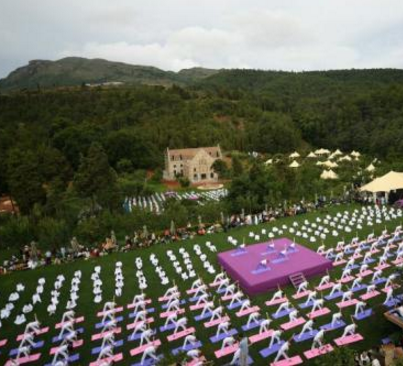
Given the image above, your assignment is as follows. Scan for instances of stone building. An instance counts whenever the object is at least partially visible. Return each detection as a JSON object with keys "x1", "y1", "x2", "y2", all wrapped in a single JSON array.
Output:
[{"x1": 163, "y1": 146, "x2": 222, "y2": 182}]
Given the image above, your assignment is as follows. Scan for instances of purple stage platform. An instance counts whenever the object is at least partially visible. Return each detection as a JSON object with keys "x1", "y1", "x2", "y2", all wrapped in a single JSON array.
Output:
[{"x1": 217, "y1": 238, "x2": 332, "y2": 296}]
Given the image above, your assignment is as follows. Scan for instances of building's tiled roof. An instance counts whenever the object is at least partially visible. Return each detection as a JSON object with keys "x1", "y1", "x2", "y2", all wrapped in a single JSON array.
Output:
[{"x1": 167, "y1": 146, "x2": 221, "y2": 160}]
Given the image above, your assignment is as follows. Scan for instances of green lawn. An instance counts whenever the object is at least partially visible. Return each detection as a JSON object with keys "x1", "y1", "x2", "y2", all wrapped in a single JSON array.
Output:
[{"x1": 0, "y1": 204, "x2": 402, "y2": 366}]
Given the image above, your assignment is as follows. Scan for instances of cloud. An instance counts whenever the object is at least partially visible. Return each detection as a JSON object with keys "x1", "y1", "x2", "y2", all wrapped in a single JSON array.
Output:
[{"x1": 1, "y1": 0, "x2": 403, "y2": 77}]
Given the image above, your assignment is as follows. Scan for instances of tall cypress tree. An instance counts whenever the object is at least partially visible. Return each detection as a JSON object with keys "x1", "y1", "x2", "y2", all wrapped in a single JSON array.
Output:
[{"x1": 74, "y1": 143, "x2": 120, "y2": 211}]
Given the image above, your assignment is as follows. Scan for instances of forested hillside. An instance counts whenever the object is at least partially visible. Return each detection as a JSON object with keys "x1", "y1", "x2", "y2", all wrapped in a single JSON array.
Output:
[{"x1": 1, "y1": 67, "x2": 403, "y2": 247}]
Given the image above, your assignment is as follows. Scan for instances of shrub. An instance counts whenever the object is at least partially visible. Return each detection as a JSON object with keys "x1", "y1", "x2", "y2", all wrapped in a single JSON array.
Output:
[
  {"x1": 178, "y1": 177, "x2": 190, "y2": 188},
  {"x1": 0, "y1": 215, "x2": 35, "y2": 250}
]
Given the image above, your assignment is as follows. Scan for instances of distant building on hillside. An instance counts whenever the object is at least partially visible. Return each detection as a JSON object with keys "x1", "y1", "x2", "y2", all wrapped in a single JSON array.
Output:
[{"x1": 163, "y1": 146, "x2": 222, "y2": 183}]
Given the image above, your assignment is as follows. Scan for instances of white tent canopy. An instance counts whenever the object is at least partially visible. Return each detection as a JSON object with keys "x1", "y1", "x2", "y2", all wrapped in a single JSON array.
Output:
[
  {"x1": 366, "y1": 163, "x2": 376, "y2": 172},
  {"x1": 307, "y1": 152, "x2": 317, "y2": 158},
  {"x1": 289, "y1": 151, "x2": 300, "y2": 158},
  {"x1": 315, "y1": 148, "x2": 331, "y2": 155},
  {"x1": 338, "y1": 155, "x2": 352, "y2": 162},
  {"x1": 360, "y1": 171, "x2": 403, "y2": 193},
  {"x1": 351, "y1": 151, "x2": 361, "y2": 157},
  {"x1": 322, "y1": 160, "x2": 338, "y2": 168},
  {"x1": 289, "y1": 160, "x2": 300, "y2": 168},
  {"x1": 320, "y1": 169, "x2": 338, "y2": 180}
]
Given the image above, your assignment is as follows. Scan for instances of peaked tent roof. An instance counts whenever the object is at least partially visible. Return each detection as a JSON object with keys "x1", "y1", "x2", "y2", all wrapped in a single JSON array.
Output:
[
  {"x1": 289, "y1": 160, "x2": 300, "y2": 168},
  {"x1": 366, "y1": 163, "x2": 376, "y2": 172},
  {"x1": 321, "y1": 169, "x2": 338, "y2": 180},
  {"x1": 359, "y1": 171, "x2": 403, "y2": 193}
]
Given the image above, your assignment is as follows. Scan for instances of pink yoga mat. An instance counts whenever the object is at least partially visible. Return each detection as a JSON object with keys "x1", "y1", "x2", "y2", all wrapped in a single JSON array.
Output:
[
  {"x1": 292, "y1": 290, "x2": 311, "y2": 300},
  {"x1": 249, "y1": 329, "x2": 274, "y2": 344},
  {"x1": 190, "y1": 302, "x2": 212, "y2": 311},
  {"x1": 17, "y1": 327, "x2": 49, "y2": 341},
  {"x1": 266, "y1": 297, "x2": 287, "y2": 306},
  {"x1": 91, "y1": 328, "x2": 121, "y2": 341},
  {"x1": 5, "y1": 353, "x2": 41, "y2": 366},
  {"x1": 204, "y1": 316, "x2": 230, "y2": 328},
  {"x1": 360, "y1": 291, "x2": 380, "y2": 301},
  {"x1": 316, "y1": 282, "x2": 334, "y2": 291},
  {"x1": 167, "y1": 327, "x2": 195, "y2": 342},
  {"x1": 97, "y1": 306, "x2": 123, "y2": 317},
  {"x1": 210, "y1": 280, "x2": 225, "y2": 287},
  {"x1": 127, "y1": 299, "x2": 152, "y2": 309},
  {"x1": 158, "y1": 294, "x2": 181, "y2": 302},
  {"x1": 160, "y1": 308, "x2": 185, "y2": 318},
  {"x1": 382, "y1": 285, "x2": 400, "y2": 293},
  {"x1": 55, "y1": 316, "x2": 84, "y2": 329},
  {"x1": 89, "y1": 353, "x2": 123, "y2": 366},
  {"x1": 340, "y1": 276, "x2": 355, "y2": 284},
  {"x1": 304, "y1": 344, "x2": 333, "y2": 359},
  {"x1": 126, "y1": 318, "x2": 154, "y2": 330},
  {"x1": 221, "y1": 294, "x2": 236, "y2": 301},
  {"x1": 0, "y1": 339, "x2": 7, "y2": 347},
  {"x1": 186, "y1": 288, "x2": 198, "y2": 295},
  {"x1": 280, "y1": 317, "x2": 305, "y2": 330},
  {"x1": 50, "y1": 340, "x2": 83, "y2": 354},
  {"x1": 130, "y1": 339, "x2": 161, "y2": 356},
  {"x1": 270, "y1": 355, "x2": 303, "y2": 366},
  {"x1": 214, "y1": 343, "x2": 238, "y2": 358},
  {"x1": 236, "y1": 306, "x2": 260, "y2": 318},
  {"x1": 308, "y1": 307, "x2": 331, "y2": 319},
  {"x1": 337, "y1": 299, "x2": 359, "y2": 309},
  {"x1": 333, "y1": 260, "x2": 346, "y2": 267},
  {"x1": 335, "y1": 333, "x2": 363, "y2": 346},
  {"x1": 375, "y1": 264, "x2": 390, "y2": 271},
  {"x1": 360, "y1": 270, "x2": 373, "y2": 278},
  {"x1": 187, "y1": 356, "x2": 206, "y2": 366}
]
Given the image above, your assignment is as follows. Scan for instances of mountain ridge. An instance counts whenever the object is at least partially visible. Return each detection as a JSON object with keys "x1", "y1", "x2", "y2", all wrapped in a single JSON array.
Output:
[
  {"x1": 0, "y1": 57, "x2": 219, "y2": 90},
  {"x1": 2, "y1": 56, "x2": 403, "y2": 92}
]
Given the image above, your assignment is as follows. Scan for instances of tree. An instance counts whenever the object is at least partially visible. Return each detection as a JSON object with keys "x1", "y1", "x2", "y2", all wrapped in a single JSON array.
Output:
[
  {"x1": 212, "y1": 159, "x2": 229, "y2": 179},
  {"x1": 6, "y1": 149, "x2": 46, "y2": 214},
  {"x1": 232, "y1": 155, "x2": 243, "y2": 177},
  {"x1": 74, "y1": 143, "x2": 120, "y2": 211},
  {"x1": 314, "y1": 346, "x2": 355, "y2": 366}
]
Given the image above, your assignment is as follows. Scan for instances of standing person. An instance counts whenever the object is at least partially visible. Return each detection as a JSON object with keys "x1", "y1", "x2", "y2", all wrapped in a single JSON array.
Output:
[
  {"x1": 239, "y1": 332, "x2": 249, "y2": 366},
  {"x1": 371, "y1": 355, "x2": 381, "y2": 366}
]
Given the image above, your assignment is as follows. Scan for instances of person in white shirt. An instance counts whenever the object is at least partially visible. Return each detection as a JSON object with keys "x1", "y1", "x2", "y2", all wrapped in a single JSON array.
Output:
[
  {"x1": 273, "y1": 336, "x2": 293, "y2": 362},
  {"x1": 371, "y1": 356, "x2": 381, "y2": 366},
  {"x1": 330, "y1": 311, "x2": 343, "y2": 328},
  {"x1": 246, "y1": 311, "x2": 260, "y2": 327},
  {"x1": 259, "y1": 315, "x2": 272, "y2": 334},
  {"x1": 296, "y1": 281, "x2": 308, "y2": 295},
  {"x1": 183, "y1": 334, "x2": 198, "y2": 348},
  {"x1": 221, "y1": 336, "x2": 236, "y2": 350},
  {"x1": 141, "y1": 344, "x2": 159, "y2": 365},
  {"x1": 269, "y1": 330, "x2": 283, "y2": 348},
  {"x1": 173, "y1": 317, "x2": 188, "y2": 334},
  {"x1": 269, "y1": 287, "x2": 284, "y2": 303},
  {"x1": 298, "y1": 319, "x2": 315, "y2": 337},
  {"x1": 216, "y1": 321, "x2": 230, "y2": 337},
  {"x1": 311, "y1": 329, "x2": 325, "y2": 350}
]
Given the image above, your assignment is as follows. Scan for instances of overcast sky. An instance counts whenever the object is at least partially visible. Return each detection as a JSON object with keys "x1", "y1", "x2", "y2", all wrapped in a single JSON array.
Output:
[{"x1": 1, "y1": 0, "x2": 403, "y2": 78}]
